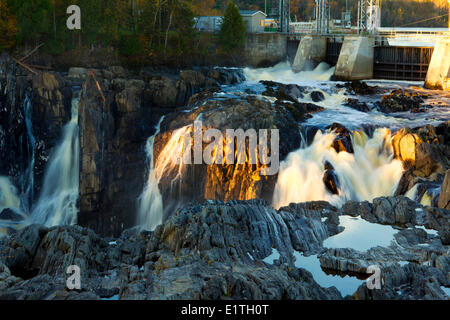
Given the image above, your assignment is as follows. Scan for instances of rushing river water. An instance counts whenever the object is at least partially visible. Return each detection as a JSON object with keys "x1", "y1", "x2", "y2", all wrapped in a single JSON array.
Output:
[
  {"x1": 1, "y1": 62, "x2": 449, "y2": 241},
  {"x1": 0, "y1": 88, "x2": 80, "y2": 234},
  {"x1": 136, "y1": 61, "x2": 449, "y2": 230}
]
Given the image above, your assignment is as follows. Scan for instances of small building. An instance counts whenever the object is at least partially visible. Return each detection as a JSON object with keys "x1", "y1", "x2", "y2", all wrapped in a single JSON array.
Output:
[
  {"x1": 239, "y1": 10, "x2": 267, "y2": 33},
  {"x1": 194, "y1": 16, "x2": 223, "y2": 33}
]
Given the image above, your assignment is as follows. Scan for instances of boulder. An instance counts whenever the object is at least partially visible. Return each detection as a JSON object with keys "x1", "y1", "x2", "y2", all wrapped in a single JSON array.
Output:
[
  {"x1": 345, "y1": 98, "x2": 371, "y2": 112},
  {"x1": 392, "y1": 128, "x2": 423, "y2": 167},
  {"x1": 261, "y1": 81, "x2": 305, "y2": 103},
  {"x1": 414, "y1": 142, "x2": 446, "y2": 177},
  {"x1": 339, "y1": 80, "x2": 378, "y2": 95},
  {"x1": 376, "y1": 89, "x2": 429, "y2": 113},
  {"x1": 328, "y1": 123, "x2": 354, "y2": 154},
  {"x1": 0, "y1": 209, "x2": 23, "y2": 222},
  {"x1": 310, "y1": 91, "x2": 325, "y2": 102},
  {"x1": 438, "y1": 170, "x2": 450, "y2": 210},
  {"x1": 323, "y1": 161, "x2": 340, "y2": 195}
]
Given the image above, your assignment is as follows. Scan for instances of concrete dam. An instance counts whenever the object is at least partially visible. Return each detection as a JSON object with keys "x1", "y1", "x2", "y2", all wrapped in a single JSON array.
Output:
[{"x1": 243, "y1": 31, "x2": 450, "y2": 90}]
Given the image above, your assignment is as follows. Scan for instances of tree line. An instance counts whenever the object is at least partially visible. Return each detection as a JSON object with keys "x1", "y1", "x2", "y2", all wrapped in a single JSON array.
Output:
[{"x1": 0, "y1": 0, "x2": 447, "y2": 62}]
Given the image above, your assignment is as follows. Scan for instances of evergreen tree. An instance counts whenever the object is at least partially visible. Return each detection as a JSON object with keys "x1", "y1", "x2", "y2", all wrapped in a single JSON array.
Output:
[
  {"x1": 218, "y1": 1, "x2": 246, "y2": 52},
  {"x1": 8, "y1": 0, "x2": 52, "y2": 45},
  {"x1": 0, "y1": 0, "x2": 18, "y2": 50}
]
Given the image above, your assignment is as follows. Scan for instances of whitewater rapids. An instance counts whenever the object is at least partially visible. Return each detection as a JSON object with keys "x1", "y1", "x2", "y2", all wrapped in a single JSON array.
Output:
[{"x1": 273, "y1": 128, "x2": 404, "y2": 209}]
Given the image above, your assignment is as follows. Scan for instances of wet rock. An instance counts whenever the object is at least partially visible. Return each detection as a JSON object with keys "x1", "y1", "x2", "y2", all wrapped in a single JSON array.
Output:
[
  {"x1": 206, "y1": 68, "x2": 245, "y2": 85},
  {"x1": 393, "y1": 123, "x2": 450, "y2": 206},
  {"x1": 261, "y1": 81, "x2": 306, "y2": 103},
  {"x1": 339, "y1": 80, "x2": 378, "y2": 95},
  {"x1": 395, "y1": 168, "x2": 416, "y2": 197},
  {"x1": 414, "y1": 142, "x2": 446, "y2": 177},
  {"x1": 342, "y1": 201, "x2": 373, "y2": 219},
  {"x1": 438, "y1": 170, "x2": 450, "y2": 210},
  {"x1": 0, "y1": 201, "x2": 345, "y2": 300},
  {"x1": 376, "y1": 89, "x2": 428, "y2": 113},
  {"x1": 278, "y1": 101, "x2": 324, "y2": 122},
  {"x1": 1, "y1": 196, "x2": 448, "y2": 300},
  {"x1": 0, "y1": 209, "x2": 23, "y2": 222},
  {"x1": 328, "y1": 123, "x2": 354, "y2": 154},
  {"x1": 310, "y1": 91, "x2": 325, "y2": 102},
  {"x1": 372, "y1": 196, "x2": 422, "y2": 226},
  {"x1": 0, "y1": 224, "x2": 47, "y2": 279},
  {"x1": 323, "y1": 161, "x2": 340, "y2": 195},
  {"x1": 345, "y1": 98, "x2": 371, "y2": 112},
  {"x1": 392, "y1": 129, "x2": 422, "y2": 167}
]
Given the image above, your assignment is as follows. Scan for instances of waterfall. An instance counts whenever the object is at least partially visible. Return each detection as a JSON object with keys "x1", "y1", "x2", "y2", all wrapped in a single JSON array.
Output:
[
  {"x1": 137, "y1": 117, "x2": 164, "y2": 231},
  {"x1": 244, "y1": 62, "x2": 336, "y2": 84},
  {"x1": 31, "y1": 89, "x2": 80, "y2": 227},
  {"x1": 273, "y1": 128, "x2": 404, "y2": 209},
  {"x1": 137, "y1": 118, "x2": 193, "y2": 231},
  {"x1": 21, "y1": 92, "x2": 36, "y2": 212}
]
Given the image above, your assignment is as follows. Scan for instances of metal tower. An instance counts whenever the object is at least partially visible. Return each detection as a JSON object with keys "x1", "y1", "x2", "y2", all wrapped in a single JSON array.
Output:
[
  {"x1": 279, "y1": 0, "x2": 290, "y2": 33},
  {"x1": 267, "y1": 0, "x2": 289, "y2": 33},
  {"x1": 315, "y1": 0, "x2": 330, "y2": 34},
  {"x1": 358, "y1": 0, "x2": 381, "y2": 34}
]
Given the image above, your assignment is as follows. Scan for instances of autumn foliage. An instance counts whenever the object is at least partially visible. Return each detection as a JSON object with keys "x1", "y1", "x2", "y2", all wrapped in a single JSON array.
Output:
[{"x1": 0, "y1": 0, "x2": 18, "y2": 50}]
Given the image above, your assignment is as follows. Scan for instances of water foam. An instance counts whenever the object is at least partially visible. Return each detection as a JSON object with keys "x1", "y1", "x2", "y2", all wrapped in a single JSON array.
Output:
[{"x1": 273, "y1": 128, "x2": 404, "y2": 209}]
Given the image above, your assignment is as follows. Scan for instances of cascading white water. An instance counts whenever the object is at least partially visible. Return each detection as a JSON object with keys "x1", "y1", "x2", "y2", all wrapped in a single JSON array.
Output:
[
  {"x1": 137, "y1": 117, "x2": 193, "y2": 231},
  {"x1": 137, "y1": 118, "x2": 164, "y2": 231},
  {"x1": 273, "y1": 128, "x2": 404, "y2": 209},
  {"x1": 22, "y1": 92, "x2": 36, "y2": 212},
  {"x1": 244, "y1": 62, "x2": 336, "y2": 84},
  {"x1": 31, "y1": 89, "x2": 80, "y2": 227}
]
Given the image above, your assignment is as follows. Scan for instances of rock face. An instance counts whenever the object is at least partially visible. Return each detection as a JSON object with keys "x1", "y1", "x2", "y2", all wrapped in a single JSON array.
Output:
[
  {"x1": 0, "y1": 200, "x2": 342, "y2": 300},
  {"x1": 0, "y1": 53, "x2": 73, "y2": 206},
  {"x1": 1, "y1": 54, "x2": 249, "y2": 237},
  {"x1": 0, "y1": 196, "x2": 448, "y2": 300},
  {"x1": 152, "y1": 92, "x2": 303, "y2": 219},
  {"x1": 77, "y1": 67, "x2": 247, "y2": 236},
  {"x1": 393, "y1": 122, "x2": 450, "y2": 209}
]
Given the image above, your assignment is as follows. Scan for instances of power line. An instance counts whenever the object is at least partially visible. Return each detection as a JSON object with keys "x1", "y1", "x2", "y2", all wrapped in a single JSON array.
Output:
[{"x1": 398, "y1": 13, "x2": 449, "y2": 27}]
